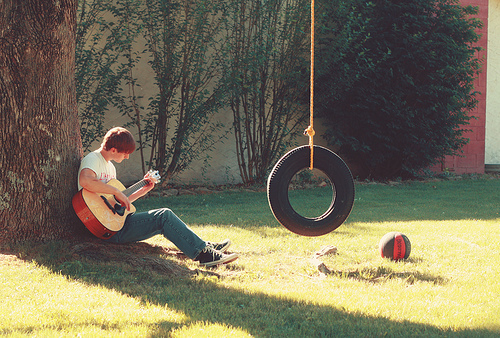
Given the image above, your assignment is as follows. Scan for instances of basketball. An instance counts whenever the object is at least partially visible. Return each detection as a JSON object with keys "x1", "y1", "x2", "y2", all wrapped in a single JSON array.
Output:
[{"x1": 379, "y1": 232, "x2": 411, "y2": 261}]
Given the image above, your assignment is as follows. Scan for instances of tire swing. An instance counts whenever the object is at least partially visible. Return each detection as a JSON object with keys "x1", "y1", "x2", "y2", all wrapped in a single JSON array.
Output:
[
  {"x1": 266, "y1": 0, "x2": 354, "y2": 237},
  {"x1": 267, "y1": 146, "x2": 354, "y2": 236}
]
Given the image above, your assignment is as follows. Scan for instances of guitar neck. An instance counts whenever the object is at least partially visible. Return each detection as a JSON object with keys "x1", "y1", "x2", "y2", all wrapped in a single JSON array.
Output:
[{"x1": 122, "y1": 179, "x2": 149, "y2": 197}]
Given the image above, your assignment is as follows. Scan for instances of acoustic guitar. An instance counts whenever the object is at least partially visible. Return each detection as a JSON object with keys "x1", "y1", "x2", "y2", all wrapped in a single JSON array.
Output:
[{"x1": 72, "y1": 170, "x2": 161, "y2": 239}]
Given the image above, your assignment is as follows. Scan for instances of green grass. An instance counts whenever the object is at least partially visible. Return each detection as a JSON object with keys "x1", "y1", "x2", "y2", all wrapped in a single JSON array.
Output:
[{"x1": 1, "y1": 177, "x2": 500, "y2": 337}]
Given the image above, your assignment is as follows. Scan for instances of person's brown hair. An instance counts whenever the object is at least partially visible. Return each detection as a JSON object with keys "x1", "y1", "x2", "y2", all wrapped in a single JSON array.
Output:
[{"x1": 102, "y1": 127, "x2": 136, "y2": 154}]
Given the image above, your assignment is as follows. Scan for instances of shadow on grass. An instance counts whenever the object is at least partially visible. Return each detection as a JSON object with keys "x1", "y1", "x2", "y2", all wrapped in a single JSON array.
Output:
[
  {"x1": 316, "y1": 263, "x2": 448, "y2": 285},
  {"x1": 4, "y1": 179, "x2": 499, "y2": 335},
  {"x1": 6, "y1": 240, "x2": 499, "y2": 337}
]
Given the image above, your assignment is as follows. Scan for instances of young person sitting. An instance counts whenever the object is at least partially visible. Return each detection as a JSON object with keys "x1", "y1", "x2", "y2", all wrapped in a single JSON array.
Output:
[{"x1": 76, "y1": 127, "x2": 238, "y2": 267}]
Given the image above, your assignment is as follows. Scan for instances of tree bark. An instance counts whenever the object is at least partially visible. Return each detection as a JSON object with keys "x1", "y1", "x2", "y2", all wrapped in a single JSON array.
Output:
[{"x1": 0, "y1": 0, "x2": 83, "y2": 242}]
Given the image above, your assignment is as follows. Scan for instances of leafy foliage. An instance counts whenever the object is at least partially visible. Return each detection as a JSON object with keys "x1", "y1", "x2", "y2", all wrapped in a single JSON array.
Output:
[
  {"x1": 316, "y1": 0, "x2": 483, "y2": 179},
  {"x1": 221, "y1": 0, "x2": 310, "y2": 184},
  {"x1": 138, "y1": 0, "x2": 228, "y2": 181},
  {"x1": 76, "y1": 0, "x2": 310, "y2": 184},
  {"x1": 76, "y1": 0, "x2": 142, "y2": 151}
]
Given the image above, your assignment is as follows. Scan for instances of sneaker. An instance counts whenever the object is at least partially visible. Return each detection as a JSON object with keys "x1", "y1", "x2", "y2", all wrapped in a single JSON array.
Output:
[
  {"x1": 207, "y1": 239, "x2": 232, "y2": 252},
  {"x1": 195, "y1": 246, "x2": 239, "y2": 267}
]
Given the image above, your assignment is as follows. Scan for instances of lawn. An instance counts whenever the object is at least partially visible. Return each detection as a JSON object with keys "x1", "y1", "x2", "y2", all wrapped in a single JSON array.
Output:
[{"x1": 1, "y1": 177, "x2": 499, "y2": 337}]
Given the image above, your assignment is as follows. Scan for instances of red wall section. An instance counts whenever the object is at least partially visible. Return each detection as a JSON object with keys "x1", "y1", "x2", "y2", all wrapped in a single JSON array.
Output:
[{"x1": 431, "y1": 0, "x2": 488, "y2": 174}]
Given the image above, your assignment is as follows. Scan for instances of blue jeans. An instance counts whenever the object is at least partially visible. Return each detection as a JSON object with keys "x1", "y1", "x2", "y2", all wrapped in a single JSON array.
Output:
[{"x1": 105, "y1": 208, "x2": 207, "y2": 259}]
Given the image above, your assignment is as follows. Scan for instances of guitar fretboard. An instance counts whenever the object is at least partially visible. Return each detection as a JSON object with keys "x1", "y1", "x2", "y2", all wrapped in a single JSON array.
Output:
[{"x1": 122, "y1": 180, "x2": 149, "y2": 197}]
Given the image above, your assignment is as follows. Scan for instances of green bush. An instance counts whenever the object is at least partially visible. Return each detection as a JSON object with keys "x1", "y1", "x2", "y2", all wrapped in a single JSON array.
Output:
[
  {"x1": 316, "y1": 0, "x2": 482, "y2": 179},
  {"x1": 221, "y1": 0, "x2": 310, "y2": 184}
]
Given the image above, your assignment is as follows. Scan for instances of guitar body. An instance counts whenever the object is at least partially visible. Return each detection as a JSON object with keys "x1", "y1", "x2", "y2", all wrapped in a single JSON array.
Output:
[{"x1": 72, "y1": 179, "x2": 136, "y2": 239}]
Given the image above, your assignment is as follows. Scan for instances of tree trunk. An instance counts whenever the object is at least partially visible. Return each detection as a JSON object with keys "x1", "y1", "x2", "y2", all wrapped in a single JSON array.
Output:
[{"x1": 0, "y1": 0, "x2": 83, "y2": 243}]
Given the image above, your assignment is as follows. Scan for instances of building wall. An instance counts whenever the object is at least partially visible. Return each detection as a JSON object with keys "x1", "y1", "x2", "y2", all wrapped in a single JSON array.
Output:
[
  {"x1": 486, "y1": 0, "x2": 500, "y2": 168},
  {"x1": 85, "y1": 41, "x2": 244, "y2": 186},
  {"x1": 432, "y1": 0, "x2": 488, "y2": 175},
  {"x1": 86, "y1": 0, "x2": 491, "y2": 185}
]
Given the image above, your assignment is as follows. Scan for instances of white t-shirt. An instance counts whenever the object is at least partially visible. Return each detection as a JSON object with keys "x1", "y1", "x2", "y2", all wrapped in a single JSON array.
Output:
[{"x1": 77, "y1": 150, "x2": 117, "y2": 190}]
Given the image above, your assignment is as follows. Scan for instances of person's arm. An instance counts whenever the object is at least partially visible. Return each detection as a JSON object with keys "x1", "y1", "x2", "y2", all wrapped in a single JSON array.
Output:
[
  {"x1": 79, "y1": 168, "x2": 132, "y2": 211},
  {"x1": 128, "y1": 176, "x2": 156, "y2": 203}
]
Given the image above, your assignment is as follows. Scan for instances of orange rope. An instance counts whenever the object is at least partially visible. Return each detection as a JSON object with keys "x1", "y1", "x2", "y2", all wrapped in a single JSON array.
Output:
[{"x1": 304, "y1": 0, "x2": 315, "y2": 170}]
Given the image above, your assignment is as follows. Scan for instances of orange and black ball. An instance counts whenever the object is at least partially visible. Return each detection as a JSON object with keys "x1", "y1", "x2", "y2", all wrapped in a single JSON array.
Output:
[{"x1": 379, "y1": 232, "x2": 411, "y2": 261}]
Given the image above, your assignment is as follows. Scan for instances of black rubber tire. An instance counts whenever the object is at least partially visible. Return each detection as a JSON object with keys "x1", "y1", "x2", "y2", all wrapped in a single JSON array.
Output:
[{"x1": 267, "y1": 145, "x2": 355, "y2": 236}]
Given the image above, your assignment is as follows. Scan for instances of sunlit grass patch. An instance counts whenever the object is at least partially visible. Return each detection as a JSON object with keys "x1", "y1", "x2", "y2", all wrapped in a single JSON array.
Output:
[{"x1": 2, "y1": 177, "x2": 500, "y2": 336}]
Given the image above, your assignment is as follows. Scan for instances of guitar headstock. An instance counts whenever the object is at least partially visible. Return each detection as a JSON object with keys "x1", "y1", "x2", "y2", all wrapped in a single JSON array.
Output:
[{"x1": 145, "y1": 170, "x2": 161, "y2": 184}]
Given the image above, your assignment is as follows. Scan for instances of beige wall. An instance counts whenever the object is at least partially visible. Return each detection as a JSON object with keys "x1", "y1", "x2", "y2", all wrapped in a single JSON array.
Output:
[
  {"x1": 87, "y1": 107, "x2": 243, "y2": 186},
  {"x1": 79, "y1": 8, "x2": 328, "y2": 186},
  {"x1": 487, "y1": 0, "x2": 500, "y2": 165},
  {"x1": 82, "y1": 32, "x2": 317, "y2": 186},
  {"x1": 82, "y1": 36, "x2": 245, "y2": 186}
]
